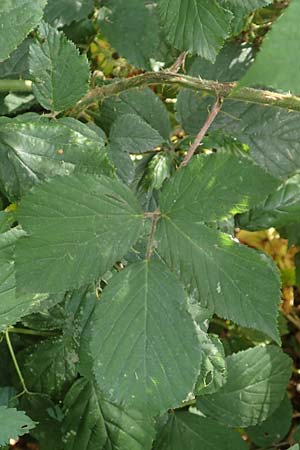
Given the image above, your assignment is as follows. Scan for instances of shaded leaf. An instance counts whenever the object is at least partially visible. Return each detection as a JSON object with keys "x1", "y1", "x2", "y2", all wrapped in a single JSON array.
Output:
[
  {"x1": 91, "y1": 261, "x2": 201, "y2": 415},
  {"x1": 110, "y1": 114, "x2": 164, "y2": 154},
  {"x1": 98, "y1": 87, "x2": 171, "y2": 141},
  {"x1": 29, "y1": 22, "x2": 90, "y2": 111},
  {"x1": 100, "y1": 0, "x2": 168, "y2": 69},
  {"x1": 16, "y1": 174, "x2": 143, "y2": 294},
  {"x1": 153, "y1": 411, "x2": 247, "y2": 450},
  {"x1": 0, "y1": 0, "x2": 46, "y2": 62},
  {"x1": 0, "y1": 39, "x2": 32, "y2": 80},
  {"x1": 16, "y1": 336, "x2": 78, "y2": 400},
  {"x1": 246, "y1": 395, "x2": 293, "y2": 448},
  {"x1": 197, "y1": 346, "x2": 292, "y2": 427},
  {"x1": 0, "y1": 228, "x2": 47, "y2": 332},
  {"x1": 158, "y1": 0, "x2": 232, "y2": 61},
  {"x1": 63, "y1": 377, "x2": 155, "y2": 450}
]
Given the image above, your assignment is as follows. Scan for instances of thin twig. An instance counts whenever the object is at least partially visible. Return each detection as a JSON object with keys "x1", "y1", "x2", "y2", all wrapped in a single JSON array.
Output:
[
  {"x1": 180, "y1": 97, "x2": 223, "y2": 167},
  {"x1": 146, "y1": 210, "x2": 160, "y2": 260},
  {"x1": 167, "y1": 51, "x2": 188, "y2": 73},
  {"x1": 8, "y1": 326, "x2": 59, "y2": 337},
  {"x1": 286, "y1": 312, "x2": 300, "y2": 330},
  {"x1": 5, "y1": 329, "x2": 31, "y2": 396}
]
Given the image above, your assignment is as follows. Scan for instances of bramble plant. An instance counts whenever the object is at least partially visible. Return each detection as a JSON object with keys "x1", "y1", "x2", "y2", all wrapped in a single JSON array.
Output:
[{"x1": 0, "y1": 0, "x2": 300, "y2": 449}]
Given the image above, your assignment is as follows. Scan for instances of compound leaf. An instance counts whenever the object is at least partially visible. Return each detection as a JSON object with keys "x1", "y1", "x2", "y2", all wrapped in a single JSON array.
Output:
[
  {"x1": 15, "y1": 174, "x2": 143, "y2": 294},
  {"x1": 157, "y1": 153, "x2": 281, "y2": 342},
  {"x1": 29, "y1": 22, "x2": 90, "y2": 111},
  {"x1": 0, "y1": 0, "x2": 46, "y2": 62},
  {"x1": 158, "y1": 0, "x2": 232, "y2": 61},
  {"x1": 63, "y1": 377, "x2": 155, "y2": 450},
  {"x1": 153, "y1": 411, "x2": 247, "y2": 450},
  {"x1": 91, "y1": 260, "x2": 201, "y2": 416},
  {"x1": 197, "y1": 346, "x2": 292, "y2": 427}
]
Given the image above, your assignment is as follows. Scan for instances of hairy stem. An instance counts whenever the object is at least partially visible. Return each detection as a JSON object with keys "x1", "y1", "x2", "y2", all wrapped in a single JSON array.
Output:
[
  {"x1": 0, "y1": 79, "x2": 32, "y2": 92},
  {"x1": 68, "y1": 71, "x2": 300, "y2": 116},
  {"x1": 145, "y1": 210, "x2": 161, "y2": 260},
  {"x1": 5, "y1": 329, "x2": 30, "y2": 395},
  {"x1": 181, "y1": 96, "x2": 223, "y2": 167}
]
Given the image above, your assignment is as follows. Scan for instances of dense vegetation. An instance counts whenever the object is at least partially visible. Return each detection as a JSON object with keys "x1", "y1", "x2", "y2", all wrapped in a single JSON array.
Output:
[{"x1": 0, "y1": 0, "x2": 299, "y2": 449}]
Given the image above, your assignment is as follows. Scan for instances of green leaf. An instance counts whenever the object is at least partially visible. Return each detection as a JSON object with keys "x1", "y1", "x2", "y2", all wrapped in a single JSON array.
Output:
[
  {"x1": 197, "y1": 346, "x2": 292, "y2": 427},
  {"x1": 0, "y1": 228, "x2": 47, "y2": 332},
  {"x1": 158, "y1": 153, "x2": 278, "y2": 222},
  {"x1": 237, "y1": 174, "x2": 300, "y2": 231},
  {"x1": 44, "y1": 0, "x2": 94, "y2": 27},
  {"x1": 153, "y1": 411, "x2": 247, "y2": 450},
  {"x1": 63, "y1": 377, "x2": 155, "y2": 450},
  {"x1": 157, "y1": 153, "x2": 281, "y2": 342},
  {"x1": 239, "y1": 0, "x2": 300, "y2": 94},
  {"x1": 100, "y1": 0, "x2": 167, "y2": 69},
  {"x1": 290, "y1": 446, "x2": 300, "y2": 450},
  {"x1": 91, "y1": 260, "x2": 201, "y2": 416},
  {"x1": 16, "y1": 174, "x2": 143, "y2": 294},
  {"x1": 0, "y1": 39, "x2": 31, "y2": 80},
  {"x1": 98, "y1": 87, "x2": 171, "y2": 141},
  {"x1": 196, "y1": 333, "x2": 227, "y2": 395},
  {"x1": 109, "y1": 114, "x2": 164, "y2": 154},
  {"x1": 158, "y1": 0, "x2": 232, "y2": 61},
  {"x1": 225, "y1": 0, "x2": 272, "y2": 14},
  {"x1": 29, "y1": 22, "x2": 90, "y2": 111},
  {"x1": 106, "y1": 143, "x2": 135, "y2": 184},
  {"x1": 0, "y1": 115, "x2": 113, "y2": 201},
  {"x1": 0, "y1": 0, "x2": 46, "y2": 62},
  {"x1": 246, "y1": 395, "x2": 293, "y2": 448},
  {"x1": 0, "y1": 406, "x2": 36, "y2": 446},
  {"x1": 16, "y1": 336, "x2": 78, "y2": 400}
]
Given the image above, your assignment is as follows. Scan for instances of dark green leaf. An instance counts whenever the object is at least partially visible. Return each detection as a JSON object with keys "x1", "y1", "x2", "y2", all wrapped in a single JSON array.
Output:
[
  {"x1": 44, "y1": 0, "x2": 94, "y2": 27},
  {"x1": 106, "y1": 143, "x2": 135, "y2": 184},
  {"x1": 153, "y1": 411, "x2": 247, "y2": 450},
  {"x1": 158, "y1": 0, "x2": 232, "y2": 61},
  {"x1": 0, "y1": 115, "x2": 113, "y2": 201},
  {"x1": 239, "y1": 0, "x2": 300, "y2": 94},
  {"x1": 91, "y1": 261, "x2": 201, "y2": 415},
  {"x1": 99, "y1": 87, "x2": 171, "y2": 141},
  {"x1": 109, "y1": 114, "x2": 164, "y2": 154},
  {"x1": 17, "y1": 336, "x2": 78, "y2": 399},
  {"x1": 197, "y1": 346, "x2": 292, "y2": 427},
  {"x1": 0, "y1": 0, "x2": 46, "y2": 62},
  {"x1": 0, "y1": 228, "x2": 47, "y2": 332},
  {"x1": 0, "y1": 39, "x2": 31, "y2": 80},
  {"x1": 100, "y1": 0, "x2": 168, "y2": 69},
  {"x1": 237, "y1": 174, "x2": 300, "y2": 231},
  {"x1": 16, "y1": 174, "x2": 143, "y2": 294},
  {"x1": 20, "y1": 395, "x2": 63, "y2": 450},
  {"x1": 0, "y1": 406, "x2": 36, "y2": 446},
  {"x1": 63, "y1": 378, "x2": 155, "y2": 450},
  {"x1": 29, "y1": 22, "x2": 90, "y2": 111},
  {"x1": 157, "y1": 154, "x2": 281, "y2": 342},
  {"x1": 246, "y1": 395, "x2": 293, "y2": 448}
]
